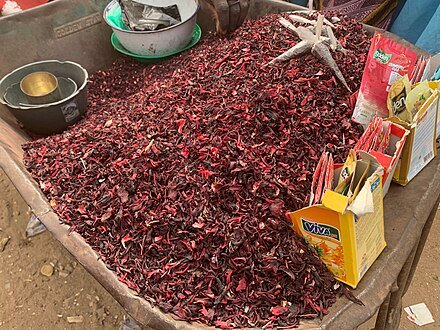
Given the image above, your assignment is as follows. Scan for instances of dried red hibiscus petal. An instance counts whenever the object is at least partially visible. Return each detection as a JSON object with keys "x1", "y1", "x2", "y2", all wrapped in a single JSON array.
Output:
[
  {"x1": 271, "y1": 306, "x2": 290, "y2": 316},
  {"x1": 23, "y1": 12, "x2": 368, "y2": 329}
]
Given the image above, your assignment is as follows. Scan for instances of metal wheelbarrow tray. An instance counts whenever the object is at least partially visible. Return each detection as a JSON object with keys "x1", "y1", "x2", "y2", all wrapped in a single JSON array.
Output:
[{"x1": 0, "y1": 1, "x2": 439, "y2": 329}]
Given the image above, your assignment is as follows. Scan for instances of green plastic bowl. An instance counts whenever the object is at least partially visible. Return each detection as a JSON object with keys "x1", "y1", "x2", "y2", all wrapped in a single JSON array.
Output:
[{"x1": 110, "y1": 24, "x2": 202, "y2": 64}]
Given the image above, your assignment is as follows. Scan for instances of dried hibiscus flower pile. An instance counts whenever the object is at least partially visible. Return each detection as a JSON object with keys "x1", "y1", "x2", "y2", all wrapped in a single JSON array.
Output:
[{"x1": 23, "y1": 13, "x2": 370, "y2": 329}]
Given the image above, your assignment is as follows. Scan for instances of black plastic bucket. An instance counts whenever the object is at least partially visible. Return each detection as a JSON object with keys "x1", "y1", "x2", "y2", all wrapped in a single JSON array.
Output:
[{"x1": 0, "y1": 60, "x2": 88, "y2": 135}]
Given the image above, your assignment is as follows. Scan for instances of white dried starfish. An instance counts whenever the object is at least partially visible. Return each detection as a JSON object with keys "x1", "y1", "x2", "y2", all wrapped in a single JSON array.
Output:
[{"x1": 266, "y1": 13, "x2": 351, "y2": 92}]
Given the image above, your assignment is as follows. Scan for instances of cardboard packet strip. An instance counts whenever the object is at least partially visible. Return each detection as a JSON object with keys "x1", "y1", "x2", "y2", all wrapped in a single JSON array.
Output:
[
  {"x1": 370, "y1": 118, "x2": 385, "y2": 152},
  {"x1": 310, "y1": 151, "x2": 326, "y2": 206},
  {"x1": 377, "y1": 123, "x2": 392, "y2": 153},
  {"x1": 355, "y1": 117, "x2": 380, "y2": 151},
  {"x1": 314, "y1": 152, "x2": 329, "y2": 204},
  {"x1": 360, "y1": 117, "x2": 382, "y2": 152},
  {"x1": 324, "y1": 154, "x2": 334, "y2": 193}
]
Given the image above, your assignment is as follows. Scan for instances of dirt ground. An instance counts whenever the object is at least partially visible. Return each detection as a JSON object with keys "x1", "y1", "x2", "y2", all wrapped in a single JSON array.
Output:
[
  {"x1": 0, "y1": 168, "x2": 439, "y2": 330},
  {"x1": 0, "y1": 169, "x2": 129, "y2": 329}
]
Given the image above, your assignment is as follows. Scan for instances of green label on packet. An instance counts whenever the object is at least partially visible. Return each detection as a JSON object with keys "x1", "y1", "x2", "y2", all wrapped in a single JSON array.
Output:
[{"x1": 373, "y1": 49, "x2": 392, "y2": 64}]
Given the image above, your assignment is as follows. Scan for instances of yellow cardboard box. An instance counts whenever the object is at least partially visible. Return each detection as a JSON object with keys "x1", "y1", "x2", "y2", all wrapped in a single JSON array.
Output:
[
  {"x1": 287, "y1": 155, "x2": 385, "y2": 288},
  {"x1": 389, "y1": 82, "x2": 439, "y2": 185}
]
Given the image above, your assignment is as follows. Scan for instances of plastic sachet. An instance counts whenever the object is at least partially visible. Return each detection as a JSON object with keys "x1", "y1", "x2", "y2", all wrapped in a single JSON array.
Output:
[{"x1": 119, "y1": 0, "x2": 181, "y2": 31}]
